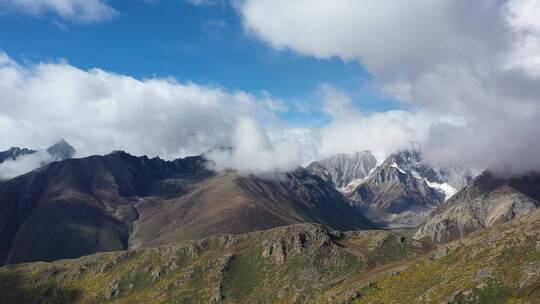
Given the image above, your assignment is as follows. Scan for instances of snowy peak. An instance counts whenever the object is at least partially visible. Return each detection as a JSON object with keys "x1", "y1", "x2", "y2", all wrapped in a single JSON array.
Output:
[
  {"x1": 306, "y1": 151, "x2": 377, "y2": 190},
  {"x1": 344, "y1": 149, "x2": 475, "y2": 228},
  {"x1": 379, "y1": 149, "x2": 473, "y2": 198}
]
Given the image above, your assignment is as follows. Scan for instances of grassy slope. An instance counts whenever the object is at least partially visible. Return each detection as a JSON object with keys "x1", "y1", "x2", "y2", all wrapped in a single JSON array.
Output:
[
  {"x1": 351, "y1": 210, "x2": 540, "y2": 304},
  {"x1": 0, "y1": 224, "x2": 427, "y2": 304},
  {"x1": 0, "y1": 211, "x2": 539, "y2": 304}
]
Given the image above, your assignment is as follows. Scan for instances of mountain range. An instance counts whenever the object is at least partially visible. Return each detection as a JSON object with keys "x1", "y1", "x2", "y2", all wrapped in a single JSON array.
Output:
[
  {"x1": 0, "y1": 148, "x2": 371, "y2": 265},
  {"x1": 308, "y1": 150, "x2": 474, "y2": 227},
  {"x1": 0, "y1": 142, "x2": 539, "y2": 303}
]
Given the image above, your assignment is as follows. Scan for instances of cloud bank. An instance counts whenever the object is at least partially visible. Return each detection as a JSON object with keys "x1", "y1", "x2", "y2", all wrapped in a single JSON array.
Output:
[
  {"x1": 239, "y1": 0, "x2": 540, "y2": 175},
  {"x1": 0, "y1": 0, "x2": 117, "y2": 23},
  {"x1": 0, "y1": 53, "x2": 431, "y2": 176},
  {"x1": 0, "y1": 52, "x2": 279, "y2": 160},
  {"x1": 0, "y1": 150, "x2": 53, "y2": 180}
]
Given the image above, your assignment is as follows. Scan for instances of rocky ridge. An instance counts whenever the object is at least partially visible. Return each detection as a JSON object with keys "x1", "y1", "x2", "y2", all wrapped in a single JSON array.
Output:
[{"x1": 1, "y1": 209, "x2": 539, "y2": 303}]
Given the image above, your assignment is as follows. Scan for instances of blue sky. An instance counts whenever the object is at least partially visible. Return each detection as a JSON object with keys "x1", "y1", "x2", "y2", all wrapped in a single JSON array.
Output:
[{"x1": 0, "y1": 0, "x2": 401, "y2": 128}]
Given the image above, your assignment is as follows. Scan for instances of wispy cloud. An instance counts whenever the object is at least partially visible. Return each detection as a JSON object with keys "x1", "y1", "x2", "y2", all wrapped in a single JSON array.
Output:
[{"x1": 0, "y1": 0, "x2": 117, "y2": 23}]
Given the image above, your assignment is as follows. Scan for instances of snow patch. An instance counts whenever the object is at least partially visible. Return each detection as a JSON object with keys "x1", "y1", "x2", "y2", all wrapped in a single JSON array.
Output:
[
  {"x1": 389, "y1": 162, "x2": 406, "y2": 174},
  {"x1": 340, "y1": 166, "x2": 378, "y2": 193},
  {"x1": 425, "y1": 180, "x2": 457, "y2": 201}
]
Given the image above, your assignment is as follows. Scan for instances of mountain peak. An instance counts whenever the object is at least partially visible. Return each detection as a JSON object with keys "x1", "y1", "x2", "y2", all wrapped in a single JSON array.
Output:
[
  {"x1": 306, "y1": 151, "x2": 377, "y2": 189},
  {"x1": 46, "y1": 139, "x2": 76, "y2": 161}
]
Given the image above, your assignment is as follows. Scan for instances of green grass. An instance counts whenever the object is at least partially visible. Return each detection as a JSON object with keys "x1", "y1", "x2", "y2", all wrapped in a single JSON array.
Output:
[
  {"x1": 1, "y1": 218, "x2": 539, "y2": 304},
  {"x1": 221, "y1": 246, "x2": 265, "y2": 302}
]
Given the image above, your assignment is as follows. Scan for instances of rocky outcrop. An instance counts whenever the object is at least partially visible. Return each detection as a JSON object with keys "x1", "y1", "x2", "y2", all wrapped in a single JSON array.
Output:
[{"x1": 260, "y1": 225, "x2": 332, "y2": 264}]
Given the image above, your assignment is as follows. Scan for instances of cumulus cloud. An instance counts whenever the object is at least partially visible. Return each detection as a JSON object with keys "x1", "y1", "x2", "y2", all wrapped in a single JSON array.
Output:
[
  {"x1": 206, "y1": 117, "x2": 305, "y2": 174},
  {"x1": 240, "y1": 0, "x2": 509, "y2": 78},
  {"x1": 315, "y1": 84, "x2": 437, "y2": 159},
  {"x1": 239, "y1": 0, "x2": 540, "y2": 174},
  {"x1": 0, "y1": 53, "x2": 436, "y2": 177},
  {"x1": 0, "y1": 52, "x2": 282, "y2": 160},
  {"x1": 0, "y1": 0, "x2": 117, "y2": 23}
]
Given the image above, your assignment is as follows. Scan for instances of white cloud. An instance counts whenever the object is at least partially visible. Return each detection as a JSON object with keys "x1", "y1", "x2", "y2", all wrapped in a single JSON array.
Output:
[
  {"x1": 0, "y1": 53, "x2": 439, "y2": 177},
  {"x1": 0, "y1": 151, "x2": 52, "y2": 180},
  {"x1": 206, "y1": 117, "x2": 305, "y2": 174},
  {"x1": 239, "y1": 0, "x2": 540, "y2": 174},
  {"x1": 240, "y1": 0, "x2": 509, "y2": 78},
  {"x1": 185, "y1": 0, "x2": 225, "y2": 7},
  {"x1": 316, "y1": 85, "x2": 439, "y2": 160},
  {"x1": 0, "y1": 53, "x2": 282, "y2": 161},
  {"x1": 4, "y1": 0, "x2": 540, "y2": 176},
  {"x1": 0, "y1": 0, "x2": 117, "y2": 23}
]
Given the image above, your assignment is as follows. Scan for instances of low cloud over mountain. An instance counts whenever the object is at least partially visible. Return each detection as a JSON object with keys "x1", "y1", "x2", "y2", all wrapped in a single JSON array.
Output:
[{"x1": 239, "y1": 0, "x2": 540, "y2": 175}]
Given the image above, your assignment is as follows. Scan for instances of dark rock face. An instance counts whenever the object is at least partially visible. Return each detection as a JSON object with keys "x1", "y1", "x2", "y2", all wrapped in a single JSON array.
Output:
[
  {"x1": 0, "y1": 151, "x2": 371, "y2": 265},
  {"x1": 414, "y1": 171, "x2": 540, "y2": 243},
  {"x1": 46, "y1": 139, "x2": 76, "y2": 161},
  {"x1": 306, "y1": 151, "x2": 377, "y2": 189},
  {"x1": 0, "y1": 147, "x2": 37, "y2": 164}
]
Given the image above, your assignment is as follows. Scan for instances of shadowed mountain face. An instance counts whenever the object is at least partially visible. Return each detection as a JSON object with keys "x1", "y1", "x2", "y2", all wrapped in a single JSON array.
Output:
[
  {"x1": 0, "y1": 151, "x2": 371, "y2": 265},
  {"x1": 0, "y1": 151, "x2": 212, "y2": 265},
  {"x1": 415, "y1": 170, "x2": 540, "y2": 243}
]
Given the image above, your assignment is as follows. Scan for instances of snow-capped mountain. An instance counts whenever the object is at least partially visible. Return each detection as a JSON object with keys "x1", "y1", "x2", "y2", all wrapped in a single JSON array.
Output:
[
  {"x1": 306, "y1": 151, "x2": 377, "y2": 190},
  {"x1": 381, "y1": 150, "x2": 474, "y2": 200},
  {"x1": 309, "y1": 149, "x2": 475, "y2": 228},
  {"x1": 348, "y1": 150, "x2": 475, "y2": 227}
]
